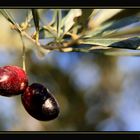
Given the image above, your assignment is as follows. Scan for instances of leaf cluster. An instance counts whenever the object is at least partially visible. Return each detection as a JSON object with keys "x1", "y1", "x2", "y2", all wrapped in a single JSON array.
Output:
[{"x1": 0, "y1": 9, "x2": 140, "y2": 56}]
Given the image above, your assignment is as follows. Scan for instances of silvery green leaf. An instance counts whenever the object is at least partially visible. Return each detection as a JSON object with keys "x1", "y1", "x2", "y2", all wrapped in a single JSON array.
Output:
[
  {"x1": 102, "y1": 21, "x2": 140, "y2": 37},
  {"x1": 80, "y1": 38, "x2": 127, "y2": 46},
  {"x1": 80, "y1": 36, "x2": 140, "y2": 50},
  {"x1": 83, "y1": 15, "x2": 140, "y2": 38},
  {"x1": 0, "y1": 9, "x2": 21, "y2": 32},
  {"x1": 88, "y1": 9, "x2": 124, "y2": 29},
  {"x1": 61, "y1": 9, "x2": 82, "y2": 35},
  {"x1": 56, "y1": 9, "x2": 62, "y2": 38}
]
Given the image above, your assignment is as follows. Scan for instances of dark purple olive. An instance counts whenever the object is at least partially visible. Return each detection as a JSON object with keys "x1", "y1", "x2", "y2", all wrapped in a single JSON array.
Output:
[{"x1": 21, "y1": 83, "x2": 60, "y2": 121}]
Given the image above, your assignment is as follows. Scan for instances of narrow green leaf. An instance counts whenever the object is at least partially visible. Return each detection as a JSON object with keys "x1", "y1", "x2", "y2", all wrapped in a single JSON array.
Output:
[
  {"x1": 40, "y1": 26, "x2": 57, "y2": 38},
  {"x1": 31, "y1": 9, "x2": 40, "y2": 32},
  {"x1": 0, "y1": 9, "x2": 16, "y2": 25},
  {"x1": 25, "y1": 10, "x2": 33, "y2": 24},
  {"x1": 37, "y1": 9, "x2": 49, "y2": 25},
  {"x1": 108, "y1": 37, "x2": 140, "y2": 50},
  {"x1": 102, "y1": 22, "x2": 140, "y2": 37},
  {"x1": 89, "y1": 9, "x2": 101, "y2": 19},
  {"x1": 62, "y1": 47, "x2": 140, "y2": 56},
  {"x1": 0, "y1": 9, "x2": 21, "y2": 32},
  {"x1": 88, "y1": 9, "x2": 124, "y2": 29},
  {"x1": 77, "y1": 9, "x2": 93, "y2": 29},
  {"x1": 82, "y1": 22, "x2": 113, "y2": 38},
  {"x1": 84, "y1": 15, "x2": 140, "y2": 38},
  {"x1": 103, "y1": 15, "x2": 140, "y2": 32},
  {"x1": 56, "y1": 9, "x2": 62, "y2": 39},
  {"x1": 39, "y1": 28, "x2": 55, "y2": 39},
  {"x1": 50, "y1": 10, "x2": 58, "y2": 30},
  {"x1": 61, "y1": 9, "x2": 82, "y2": 36},
  {"x1": 80, "y1": 38, "x2": 128, "y2": 46},
  {"x1": 80, "y1": 36, "x2": 140, "y2": 50}
]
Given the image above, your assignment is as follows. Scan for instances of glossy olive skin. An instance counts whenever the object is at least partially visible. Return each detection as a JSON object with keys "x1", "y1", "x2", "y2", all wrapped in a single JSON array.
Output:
[
  {"x1": 21, "y1": 83, "x2": 60, "y2": 121},
  {"x1": 0, "y1": 65, "x2": 28, "y2": 96}
]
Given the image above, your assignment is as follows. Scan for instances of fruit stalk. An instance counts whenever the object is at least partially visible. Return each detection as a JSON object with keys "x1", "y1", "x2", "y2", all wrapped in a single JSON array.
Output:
[{"x1": 20, "y1": 33, "x2": 26, "y2": 72}]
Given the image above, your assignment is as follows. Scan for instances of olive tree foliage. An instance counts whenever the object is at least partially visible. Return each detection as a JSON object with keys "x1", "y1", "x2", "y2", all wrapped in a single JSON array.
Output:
[{"x1": 0, "y1": 9, "x2": 140, "y2": 61}]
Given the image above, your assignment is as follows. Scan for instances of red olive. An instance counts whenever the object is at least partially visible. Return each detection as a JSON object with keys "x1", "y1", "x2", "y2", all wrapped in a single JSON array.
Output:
[{"x1": 0, "y1": 65, "x2": 28, "y2": 96}]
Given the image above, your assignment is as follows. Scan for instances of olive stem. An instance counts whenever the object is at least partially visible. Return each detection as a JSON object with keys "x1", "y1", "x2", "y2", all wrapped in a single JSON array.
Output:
[{"x1": 19, "y1": 33, "x2": 26, "y2": 72}]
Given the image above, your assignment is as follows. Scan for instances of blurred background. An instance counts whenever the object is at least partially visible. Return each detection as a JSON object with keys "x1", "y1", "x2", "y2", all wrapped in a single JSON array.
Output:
[{"x1": 0, "y1": 9, "x2": 140, "y2": 131}]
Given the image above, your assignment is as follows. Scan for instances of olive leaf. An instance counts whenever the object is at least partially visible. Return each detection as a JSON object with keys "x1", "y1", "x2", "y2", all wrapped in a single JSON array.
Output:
[
  {"x1": 84, "y1": 15, "x2": 140, "y2": 38},
  {"x1": 39, "y1": 25, "x2": 58, "y2": 39},
  {"x1": 76, "y1": 9, "x2": 93, "y2": 30},
  {"x1": 108, "y1": 37, "x2": 140, "y2": 49},
  {"x1": 56, "y1": 9, "x2": 62, "y2": 39},
  {"x1": 39, "y1": 10, "x2": 59, "y2": 39},
  {"x1": 1, "y1": 8, "x2": 140, "y2": 57},
  {"x1": 80, "y1": 36, "x2": 140, "y2": 50},
  {"x1": 88, "y1": 9, "x2": 124, "y2": 29},
  {"x1": 0, "y1": 9, "x2": 17, "y2": 26},
  {"x1": 31, "y1": 9, "x2": 40, "y2": 32},
  {"x1": 102, "y1": 21, "x2": 140, "y2": 37},
  {"x1": 0, "y1": 9, "x2": 21, "y2": 32},
  {"x1": 61, "y1": 9, "x2": 82, "y2": 36},
  {"x1": 24, "y1": 10, "x2": 33, "y2": 25},
  {"x1": 80, "y1": 38, "x2": 128, "y2": 46},
  {"x1": 37, "y1": 9, "x2": 49, "y2": 25},
  {"x1": 39, "y1": 28, "x2": 55, "y2": 39}
]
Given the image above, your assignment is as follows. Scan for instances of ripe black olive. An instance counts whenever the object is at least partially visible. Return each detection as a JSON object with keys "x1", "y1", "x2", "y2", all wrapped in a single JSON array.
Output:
[{"x1": 21, "y1": 83, "x2": 60, "y2": 121}]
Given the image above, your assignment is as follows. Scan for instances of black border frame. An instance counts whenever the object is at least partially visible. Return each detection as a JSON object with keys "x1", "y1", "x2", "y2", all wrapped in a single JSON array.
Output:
[
  {"x1": 0, "y1": 131, "x2": 140, "y2": 139},
  {"x1": 0, "y1": 0, "x2": 140, "y2": 139},
  {"x1": 0, "y1": 0, "x2": 139, "y2": 7}
]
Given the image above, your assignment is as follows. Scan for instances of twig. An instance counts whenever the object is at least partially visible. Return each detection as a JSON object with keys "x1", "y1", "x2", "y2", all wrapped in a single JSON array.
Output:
[{"x1": 19, "y1": 33, "x2": 26, "y2": 71}]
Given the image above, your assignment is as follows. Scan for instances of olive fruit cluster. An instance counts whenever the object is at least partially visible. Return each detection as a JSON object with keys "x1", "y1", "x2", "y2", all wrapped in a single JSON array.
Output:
[{"x1": 0, "y1": 65, "x2": 60, "y2": 121}]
